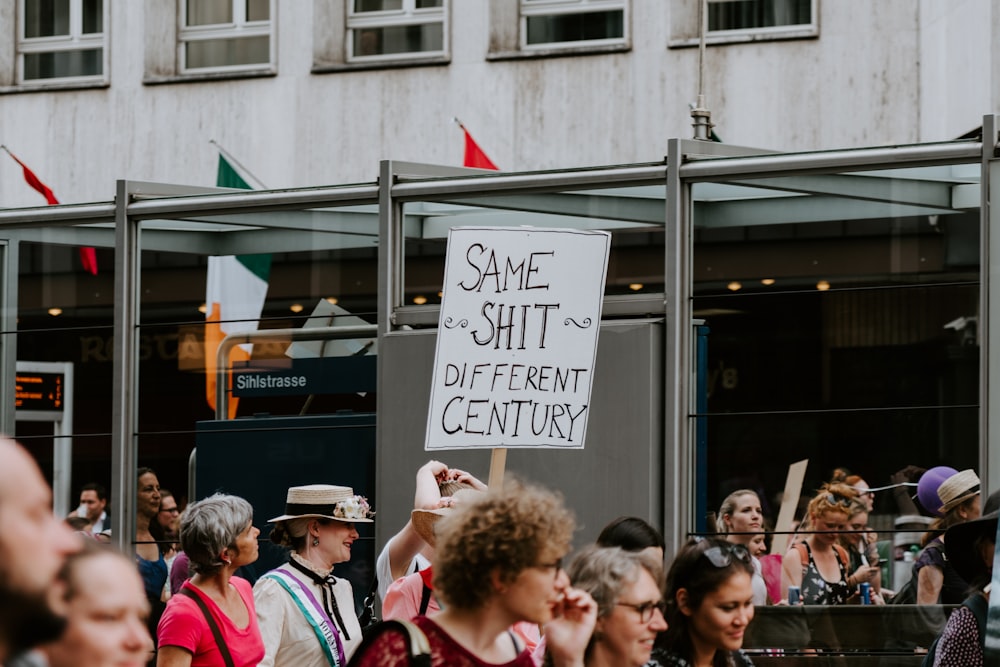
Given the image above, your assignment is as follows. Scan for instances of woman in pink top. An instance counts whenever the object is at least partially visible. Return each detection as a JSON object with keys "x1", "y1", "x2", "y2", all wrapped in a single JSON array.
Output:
[{"x1": 157, "y1": 494, "x2": 264, "y2": 667}]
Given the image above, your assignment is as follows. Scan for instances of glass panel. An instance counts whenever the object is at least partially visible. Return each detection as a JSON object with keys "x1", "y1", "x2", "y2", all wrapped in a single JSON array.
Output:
[
  {"x1": 246, "y1": 0, "x2": 269, "y2": 22},
  {"x1": 400, "y1": 182, "x2": 666, "y2": 307},
  {"x1": 692, "y1": 160, "x2": 981, "y2": 540},
  {"x1": 137, "y1": 196, "x2": 381, "y2": 431},
  {"x1": 82, "y1": 0, "x2": 103, "y2": 33},
  {"x1": 709, "y1": 0, "x2": 811, "y2": 31},
  {"x1": 416, "y1": 0, "x2": 442, "y2": 8},
  {"x1": 526, "y1": 10, "x2": 624, "y2": 45},
  {"x1": 23, "y1": 0, "x2": 70, "y2": 38},
  {"x1": 354, "y1": 0, "x2": 403, "y2": 12},
  {"x1": 353, "y1": 23, "x2": 443, "y2": 57},
  {"x1": 185, "y1": 36, "x2": 269, "y2": 69},
  {"x1": 186, "y1": 0, "x2": 232, "y2": 27},
  {"x1": 6, "y1": 235, "x2": 116, "y2": 517},
  {"x1": 23, "y1": 49, "x2": 103, "y2": 79}
]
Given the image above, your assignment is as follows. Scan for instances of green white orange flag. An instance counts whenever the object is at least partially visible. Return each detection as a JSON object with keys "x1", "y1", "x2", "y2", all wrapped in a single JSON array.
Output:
[{"x1": 204, "y1": 153, "x2": 271, "y2": 419}]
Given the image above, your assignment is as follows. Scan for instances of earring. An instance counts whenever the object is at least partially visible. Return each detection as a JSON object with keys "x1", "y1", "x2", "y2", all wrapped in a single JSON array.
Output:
[{"x1": 312, "y1": 538, "x2": 320, "y2": 547}]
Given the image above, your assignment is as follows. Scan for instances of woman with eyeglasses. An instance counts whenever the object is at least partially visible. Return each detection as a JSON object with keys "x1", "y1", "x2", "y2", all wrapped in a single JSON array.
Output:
[
  {"x1": 349, "y1": 479, "x2": 598, "y2": 667},
  {"x1": 650, "y1": 537, "x2": 755, "y2": 667},
  {"x1": 549, "y1": 545, "x2": 666, "y2": 667},
  {"x1": 780, "y1": 483, "x2": 877, "y2": 605}
]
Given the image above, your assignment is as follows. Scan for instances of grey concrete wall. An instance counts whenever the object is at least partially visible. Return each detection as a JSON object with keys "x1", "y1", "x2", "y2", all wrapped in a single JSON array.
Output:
[{"x1": 376, "y1": 318, "x2": 664, "y2": 553}]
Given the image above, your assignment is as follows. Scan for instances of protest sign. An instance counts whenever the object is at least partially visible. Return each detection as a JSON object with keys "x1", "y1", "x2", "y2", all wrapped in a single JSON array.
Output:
[{"x1": 425, "y1": 226, "x2": 610, "y2": 450}]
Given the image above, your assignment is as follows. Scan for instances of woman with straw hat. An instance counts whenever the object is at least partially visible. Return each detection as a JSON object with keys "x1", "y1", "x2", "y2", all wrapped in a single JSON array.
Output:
[
  {"x1": 914, "y1": 469, "x2": 981, "y2": 604},
  {"x1": 254, "y1": 484, "x2": 374, "y2": 666}
]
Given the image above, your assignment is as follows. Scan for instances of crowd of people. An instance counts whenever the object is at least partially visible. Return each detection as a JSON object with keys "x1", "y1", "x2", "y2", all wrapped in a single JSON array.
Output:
[{"x1": 2, "y1": 437, "x2": 997, "y2": 667}]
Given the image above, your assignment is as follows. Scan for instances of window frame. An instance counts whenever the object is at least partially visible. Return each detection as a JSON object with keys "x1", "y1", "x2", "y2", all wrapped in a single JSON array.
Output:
[
  {"x1": 15, "y1": 0, "x2": 109, "y2": 86},
  {"x1": 518, "y1": 0, "x2": 628, "y2": 52},
  {"x1": 344, "y1": 0, "x2": 448, "y2": 65},
  {"x1": 177, "y1": 0, "x2": 276, "y2": 75},
  {"x1": 669, "y1": 0, "x2": 818, "y2": 48}
]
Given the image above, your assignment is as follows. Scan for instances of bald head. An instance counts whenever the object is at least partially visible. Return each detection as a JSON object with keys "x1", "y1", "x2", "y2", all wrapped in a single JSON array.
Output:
[{"x1": 0, "y1": 438, "x2": 81, "y2": 661}]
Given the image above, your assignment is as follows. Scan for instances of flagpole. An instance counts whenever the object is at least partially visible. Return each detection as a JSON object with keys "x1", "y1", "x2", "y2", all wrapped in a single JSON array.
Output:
[
  {"x1": 209, "y1": 140, "x2": 269, "y2": 189},
  {"x1": 691, "y1": 0, "x2": 714, "y2": 140}
]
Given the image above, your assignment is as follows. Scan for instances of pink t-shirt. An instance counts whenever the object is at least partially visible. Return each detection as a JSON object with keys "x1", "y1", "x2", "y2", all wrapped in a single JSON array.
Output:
[{"x1": 157, "y1": 577, "x2": 265, "y2": 667}]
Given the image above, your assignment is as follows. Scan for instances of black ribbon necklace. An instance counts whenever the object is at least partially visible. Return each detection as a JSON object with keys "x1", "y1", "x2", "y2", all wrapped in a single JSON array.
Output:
[{"x1": 288, "y1": 557, "x2": 351, "y2": 641}]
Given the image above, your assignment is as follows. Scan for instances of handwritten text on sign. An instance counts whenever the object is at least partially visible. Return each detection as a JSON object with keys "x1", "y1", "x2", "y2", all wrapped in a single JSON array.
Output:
[{"x1": 425, "y1": 227, "x2": 611, "y2": 450}]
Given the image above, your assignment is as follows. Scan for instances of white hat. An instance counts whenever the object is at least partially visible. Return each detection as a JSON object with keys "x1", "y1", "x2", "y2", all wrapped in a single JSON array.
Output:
[
  {"x1": 268, "y1": 484, "x2": 374, "y2": 523},
  {"x1": 937, "y1": 469, "x2": 980, "y2": 514}
]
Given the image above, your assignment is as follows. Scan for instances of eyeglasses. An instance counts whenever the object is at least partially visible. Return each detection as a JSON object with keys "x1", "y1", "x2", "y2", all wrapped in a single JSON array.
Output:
[
  {"x1": 825, "y1": 494, "x2": 853, "y2": 508},
  {"x1": 617, "y1": 600, "x2": 667, "y2": 623},
  {"x1": 535, "y1": 557, "x2": 563, "y2": 572},
  {"x1": 694, "y1": 537, "x2": 752, "y2": 568}
]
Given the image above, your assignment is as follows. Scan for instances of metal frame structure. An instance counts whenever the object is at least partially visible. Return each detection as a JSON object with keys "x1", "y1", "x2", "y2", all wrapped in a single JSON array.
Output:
[{"x1": 0, "y1": 116, "x2": 995, "y2": 554}]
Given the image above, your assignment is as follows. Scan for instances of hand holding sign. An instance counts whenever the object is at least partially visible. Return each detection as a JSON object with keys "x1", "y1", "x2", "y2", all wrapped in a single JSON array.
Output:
[{"x1": 426, "y1": 227, "x2": 611, "y2": 451}]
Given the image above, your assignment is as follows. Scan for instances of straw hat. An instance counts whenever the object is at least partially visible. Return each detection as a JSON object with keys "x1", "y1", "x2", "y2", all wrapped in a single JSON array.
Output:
[
  {"x1": 411, "y1": 489, "x2": 482, "y2": 547},
  {"x1": 937, "y1": 469, "x2": 981, "y2": 514},
  {"x1": 268, "y1": 484, "x2": 374, "y2": 523},
  {"x1": 945, "y1": 489, "x2": 1000, "y2": 583}
]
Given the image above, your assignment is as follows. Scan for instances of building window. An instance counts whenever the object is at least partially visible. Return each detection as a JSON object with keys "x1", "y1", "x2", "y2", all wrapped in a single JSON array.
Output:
[
  {"x1": 708, "y1": 0, "x2": 813, "y2": 35},
  {"x1": 669, "y1": 0, "x2": 817, "y2": 47},
  {"x1": 178, "y1": 0, "x2": 274, "y2": 73},
  {"x1": 346, "y1": 0, "x2": 447, "y2": 63},
  {"x1": 17, "y1": 0, "x2": 107, "y2": 83},
  {"x1": 520, "y1": 0, "x2": 626, "y2": 50}
]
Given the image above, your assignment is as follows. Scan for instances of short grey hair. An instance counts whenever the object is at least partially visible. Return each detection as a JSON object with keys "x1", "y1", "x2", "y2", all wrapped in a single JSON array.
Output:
[
  {"x1": 180, "y1": 493, "x2": 254, "y2": 576},
  {"x1": 566, "y1": 545, "x2": 663, "y2": 619}
]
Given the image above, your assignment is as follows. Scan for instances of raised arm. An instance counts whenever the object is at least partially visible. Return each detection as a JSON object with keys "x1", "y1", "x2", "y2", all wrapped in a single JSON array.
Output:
[{"x1": 380, "y1": 461, "x2": 450, "y2": 589}]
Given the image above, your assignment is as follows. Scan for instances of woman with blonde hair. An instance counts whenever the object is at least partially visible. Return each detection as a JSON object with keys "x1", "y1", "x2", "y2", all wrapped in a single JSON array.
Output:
[
  {"x1": 780, "y1": 483, "x2": 878, "y2": 605},
  {"x1": 715, "y1": 490, "x2": 769, "y2": 605}
]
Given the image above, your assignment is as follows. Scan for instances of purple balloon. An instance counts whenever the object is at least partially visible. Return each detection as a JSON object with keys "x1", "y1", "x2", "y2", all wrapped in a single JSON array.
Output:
[{"x1": 917, "y1": 466, "x2": 958, "y2": 516}]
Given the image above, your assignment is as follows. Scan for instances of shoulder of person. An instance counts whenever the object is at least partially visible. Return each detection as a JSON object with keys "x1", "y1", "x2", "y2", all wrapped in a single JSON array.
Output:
[{"x1": 347, "y1": 619, "x2": 430, "y2": 667}]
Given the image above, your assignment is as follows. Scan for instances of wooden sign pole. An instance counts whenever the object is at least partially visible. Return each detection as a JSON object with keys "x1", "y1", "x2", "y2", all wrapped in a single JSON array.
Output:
[
  {"x1": 770, "y1": 459, "x2": 809, "y2": 557},
  {"x1": 488, "y1": 448, "x2": 507, "y2": 488}
]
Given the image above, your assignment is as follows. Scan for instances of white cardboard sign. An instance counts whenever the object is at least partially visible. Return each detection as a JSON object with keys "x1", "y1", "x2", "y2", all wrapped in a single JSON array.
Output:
[{"x1": 425, "y1": 227, "x2": 611, "y2": 450}]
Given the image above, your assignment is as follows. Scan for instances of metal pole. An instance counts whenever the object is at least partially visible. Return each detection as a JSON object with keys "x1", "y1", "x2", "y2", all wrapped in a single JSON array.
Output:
[
  {"x1": 110, "y1": 181, "x2": 140, "y2": 554},
  {"x1": 214, "y1": 325, "x2": 379, "y2": 421}
]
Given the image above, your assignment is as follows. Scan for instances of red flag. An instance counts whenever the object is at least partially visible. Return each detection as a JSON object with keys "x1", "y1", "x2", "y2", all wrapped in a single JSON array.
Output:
[
  {"x1": 3, "y1": 148, "x2": 98, "y2": 275},
  {"x1": 462, "y1": 127, "x2": 499, "y2": 170}
]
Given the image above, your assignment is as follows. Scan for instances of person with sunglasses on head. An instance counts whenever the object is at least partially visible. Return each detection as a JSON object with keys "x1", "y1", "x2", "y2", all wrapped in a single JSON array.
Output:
[
  {"x1": 780, "y1": 483, "x2": 878, "y2": 606},
  {"x1": 650, "y1": 537, "x2": 755, "y2": 667},
  {"x1": 538, "y1": 545, "x2": 666, "y2": 667}
]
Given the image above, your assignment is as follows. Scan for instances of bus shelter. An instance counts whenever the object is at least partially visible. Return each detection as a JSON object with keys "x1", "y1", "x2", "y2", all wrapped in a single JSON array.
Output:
[{"x1": 0, "y1": 114, "x2": 998, "y2": 663}]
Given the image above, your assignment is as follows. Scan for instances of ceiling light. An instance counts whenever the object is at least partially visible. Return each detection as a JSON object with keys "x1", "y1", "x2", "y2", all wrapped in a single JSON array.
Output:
[
  {"x1": 325, "y1": 297, "x2": 339, "y2": 305},
  {"x1": 816, "y1": 280, "x2": 830, "y2": 291},
  {"x1": 413, "y1": 295, "x2": 428, "y2": 305},
  {"x1": 628, "y1": 283, "x2": 644, "y2": 291},
  {"x1": 760, "y1": 278, "x2": 775, "y2": 286},
  {"x1": 47, "y1": 307, "x2": 62, "y2": 316},
  {"x1": 198, "y1": 303, "x2": 207, "y2": 314},
  {"x1": 727, "y1": 281, "x2": 742, "y2": 292},
  {"x1": 290, "y1": 303, "x2": 304, "y2": 313}
]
